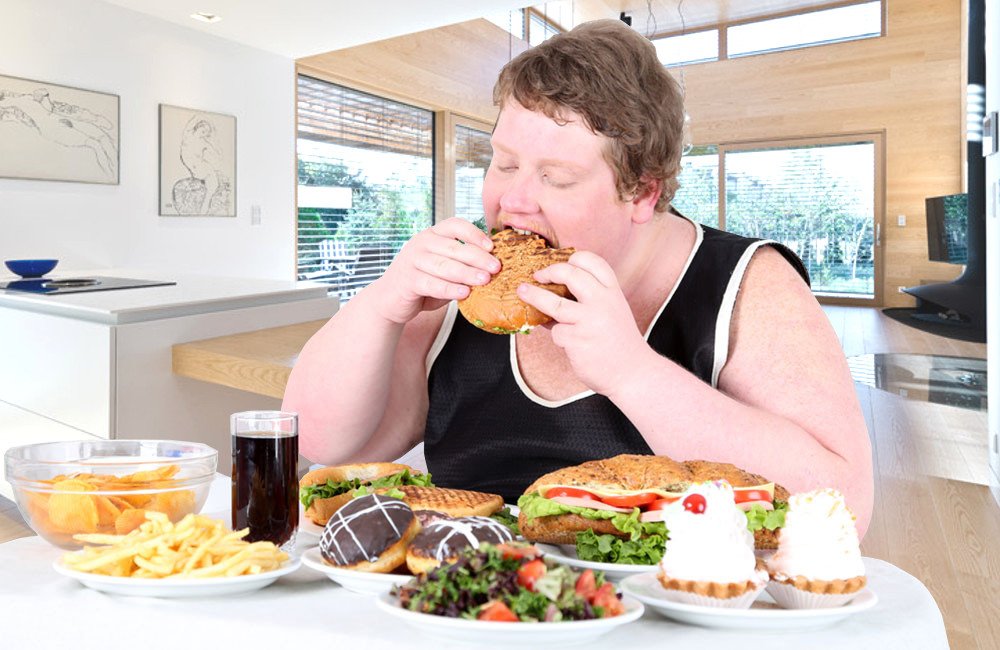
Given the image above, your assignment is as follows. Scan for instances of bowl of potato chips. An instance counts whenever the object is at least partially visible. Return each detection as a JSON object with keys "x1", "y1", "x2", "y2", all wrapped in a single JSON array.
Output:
[{"x1": 4, "y1": 440, "x2": 217, "y2": 549}]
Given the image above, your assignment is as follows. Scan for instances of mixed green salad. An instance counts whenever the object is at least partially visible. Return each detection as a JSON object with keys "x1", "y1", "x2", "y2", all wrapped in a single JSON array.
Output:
[{"x1": 394, "y1": 542, "x2": 626, "y2": 622}]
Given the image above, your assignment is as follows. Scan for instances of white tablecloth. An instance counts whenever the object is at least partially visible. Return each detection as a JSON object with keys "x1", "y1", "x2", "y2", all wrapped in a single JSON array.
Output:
[{"x1": 0, "y1": 476, "x2": 948, "y2": 649}]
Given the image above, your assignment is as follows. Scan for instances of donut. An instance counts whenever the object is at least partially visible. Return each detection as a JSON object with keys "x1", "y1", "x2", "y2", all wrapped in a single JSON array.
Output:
[
  {"x1": 405, "y1": 515, "x2": 514, "y2": 575},
  {"x1": 319, "y1": 494, "x2": 419, "y2": 573}
]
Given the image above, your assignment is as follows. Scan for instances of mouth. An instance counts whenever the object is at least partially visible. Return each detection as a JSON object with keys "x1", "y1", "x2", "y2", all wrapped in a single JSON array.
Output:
[{"x1": 500, "y1": 224, "x2": 557, "y2": 248}]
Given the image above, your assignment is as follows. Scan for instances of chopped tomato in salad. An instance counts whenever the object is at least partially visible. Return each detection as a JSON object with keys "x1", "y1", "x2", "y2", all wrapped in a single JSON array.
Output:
[{"x1": 394, "y1": 543, "x2": 627, "y2": 623}]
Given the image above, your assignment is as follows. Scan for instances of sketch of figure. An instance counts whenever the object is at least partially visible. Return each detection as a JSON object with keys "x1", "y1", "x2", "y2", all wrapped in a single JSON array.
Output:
[
  {"x1": 0, "y1": 87, "x2": 117, "y2": 181},
  {"x1": 171, "y1": 115, "x2": 232, "y2": 215}
]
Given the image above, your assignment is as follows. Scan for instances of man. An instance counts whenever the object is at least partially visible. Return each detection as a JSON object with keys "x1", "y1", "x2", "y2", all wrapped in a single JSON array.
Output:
[{"x1": 283, "y1": 19, "x2": 873, "y2": 535}]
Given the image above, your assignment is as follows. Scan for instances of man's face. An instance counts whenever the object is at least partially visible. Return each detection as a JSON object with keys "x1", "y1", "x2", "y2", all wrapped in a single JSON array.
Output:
[{"x1": 482, "y1": 100, "x2": 636, "y2": 267}]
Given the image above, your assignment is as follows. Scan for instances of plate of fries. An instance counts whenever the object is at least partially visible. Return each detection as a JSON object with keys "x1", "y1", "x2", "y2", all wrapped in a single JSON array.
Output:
[{"x1": 54, "y1": 511, "x2": 300, "y2": 597}]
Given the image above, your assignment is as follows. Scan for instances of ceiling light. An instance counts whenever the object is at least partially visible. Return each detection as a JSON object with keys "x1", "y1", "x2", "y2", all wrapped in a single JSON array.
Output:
[{"x1": 190, "y1": 12, "x2": 222, "y2": 24}]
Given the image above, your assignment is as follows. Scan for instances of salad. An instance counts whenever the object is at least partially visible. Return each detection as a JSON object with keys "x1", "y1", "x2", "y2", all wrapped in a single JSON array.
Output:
[{"x1": 393, "y1": 542, "x2": 626, "y2": 622}]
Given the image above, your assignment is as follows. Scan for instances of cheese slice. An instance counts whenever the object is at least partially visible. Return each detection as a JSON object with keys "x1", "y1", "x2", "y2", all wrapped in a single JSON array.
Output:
[{"x1": 539, "y1": 482, "x2": 775, "y2": 501}]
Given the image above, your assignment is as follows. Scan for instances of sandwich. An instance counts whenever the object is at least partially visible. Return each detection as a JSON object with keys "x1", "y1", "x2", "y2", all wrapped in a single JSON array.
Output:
[
  {"x1": 299, "y1": 462, "x2": 432, "y2": 526},
  {"x1": 517, "y1": 454, "x2": 788, "y2": 565},
  {"x1": 458, "y1": 228, "x2": 575, "y2": 335}
]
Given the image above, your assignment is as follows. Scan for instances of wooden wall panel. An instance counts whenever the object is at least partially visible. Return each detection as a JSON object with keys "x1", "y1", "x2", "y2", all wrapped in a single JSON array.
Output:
[
  {"x1": 681, "y1": 0, "x2": 964, "y2": 307},
  {"x1": 298, "y1": 20, "x2": 528, "y2": 123}
]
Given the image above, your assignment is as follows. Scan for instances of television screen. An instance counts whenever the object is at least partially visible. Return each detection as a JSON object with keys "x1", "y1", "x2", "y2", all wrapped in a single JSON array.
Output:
[{"x1": 926, "y1": 193, "x2": 968, "y2": 264}]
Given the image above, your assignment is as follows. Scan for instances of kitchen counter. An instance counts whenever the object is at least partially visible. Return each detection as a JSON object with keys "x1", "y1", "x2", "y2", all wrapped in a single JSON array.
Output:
[
  {"x1": 0, "y1": 269, "x2": 330, "y2": 324},
  {"x1": 172, "y1": 319, "x2": 325, "y2": 399}
]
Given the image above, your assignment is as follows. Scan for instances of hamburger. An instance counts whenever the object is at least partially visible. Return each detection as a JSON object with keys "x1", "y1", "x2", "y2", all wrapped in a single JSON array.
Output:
[
  {"x1": 517, "y1": 454, "x2": 788, "y2": 564},
  {"x1": 458, "y1": 228, "x2": 576, "y2": 334},
  {"x1": 299, "y1": 462, "x2": 432, "y2": 526}
]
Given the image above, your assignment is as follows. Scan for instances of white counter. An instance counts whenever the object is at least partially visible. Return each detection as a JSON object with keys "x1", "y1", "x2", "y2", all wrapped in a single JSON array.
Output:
[
  {"x1": 0, "y1": 270, "x2": 339, "y2": 474},
  {"x1": 0, "y1": 269, "x2": 330, "y2": 324}
]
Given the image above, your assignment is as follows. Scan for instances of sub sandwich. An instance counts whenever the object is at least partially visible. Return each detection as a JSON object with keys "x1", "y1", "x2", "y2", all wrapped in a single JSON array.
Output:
[
  {"x1": 299, "y1": 462, "x2": 432, "y2": 526},
  {"x1": 517, "y1": 454, "x2": 788, "y2": 564}
]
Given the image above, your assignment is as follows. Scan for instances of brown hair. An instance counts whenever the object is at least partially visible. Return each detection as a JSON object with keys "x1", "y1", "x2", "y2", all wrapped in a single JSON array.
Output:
[{"x1": 493, "y1": 19, "x2": 686, "y2": 212}]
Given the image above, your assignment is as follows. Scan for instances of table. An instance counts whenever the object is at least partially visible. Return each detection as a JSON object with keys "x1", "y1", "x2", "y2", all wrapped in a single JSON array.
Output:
[{"x1": 0, "y1": 477, "x2": 948, "y2": 649}]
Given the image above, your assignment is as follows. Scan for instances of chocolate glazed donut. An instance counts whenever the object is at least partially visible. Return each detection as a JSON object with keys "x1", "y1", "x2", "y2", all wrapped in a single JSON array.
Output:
[
  {"x1": 320, "y1": 494, "x2": 419, "y2": 572},
  {"x1": 405, "y1": 515, "x2": 514, "y2": 575}
]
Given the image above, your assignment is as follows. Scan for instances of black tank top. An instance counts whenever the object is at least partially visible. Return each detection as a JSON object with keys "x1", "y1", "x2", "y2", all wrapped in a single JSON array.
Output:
[{"x1": 423, "y1": 223, "x2": 807, "y2": 503}]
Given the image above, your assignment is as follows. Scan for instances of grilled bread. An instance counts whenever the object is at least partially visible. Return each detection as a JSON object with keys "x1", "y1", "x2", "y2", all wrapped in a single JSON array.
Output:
[
  {"x1": 458, "y1": 229, "x2": 575, "y2": 334},
  {"x1": 379, "y1": 485, "x2": 504, "y2": 518}
]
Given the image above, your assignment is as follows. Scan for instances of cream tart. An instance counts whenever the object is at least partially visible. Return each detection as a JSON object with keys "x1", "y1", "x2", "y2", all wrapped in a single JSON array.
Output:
[
  {"x1": 765, "y1": 488, "x2": 866, "y2": 608},
  {"x1": 657, "y1": 481, "x2": 768, "y2": 608}
]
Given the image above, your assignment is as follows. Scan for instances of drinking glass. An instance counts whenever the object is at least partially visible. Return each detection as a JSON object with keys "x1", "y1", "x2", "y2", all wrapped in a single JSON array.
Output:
[{"x1": 231, "y1": 410, "x2": 298, "y2": 550}]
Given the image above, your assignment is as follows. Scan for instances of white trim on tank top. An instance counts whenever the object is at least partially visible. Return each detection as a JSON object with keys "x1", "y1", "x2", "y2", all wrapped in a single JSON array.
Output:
[
  {"x1": 710, "y1": 240, "x2": 778, "y2": 388},
  {"x1": 510, "y1": 222, "x2": 707, "y2": 408}
]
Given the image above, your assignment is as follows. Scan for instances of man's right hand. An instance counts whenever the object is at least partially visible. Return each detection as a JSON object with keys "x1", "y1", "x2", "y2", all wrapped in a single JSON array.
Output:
[{"x1": 369, "y1": 218, "x2": 501, "y2": 325}]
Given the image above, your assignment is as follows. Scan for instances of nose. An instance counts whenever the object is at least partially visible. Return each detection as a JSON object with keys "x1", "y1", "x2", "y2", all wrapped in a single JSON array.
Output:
[{"x1": 497, "y1": 170, "x2": 540, "y2": 216}]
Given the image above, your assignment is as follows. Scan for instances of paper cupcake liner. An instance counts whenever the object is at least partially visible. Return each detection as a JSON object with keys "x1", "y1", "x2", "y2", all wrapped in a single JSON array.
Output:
[
  {"x1": 657, "y1": 568, "x2": 768, "y2": 609},
  {"x1": 766, "y1": 578, "x2": 864, "y2": 609}
]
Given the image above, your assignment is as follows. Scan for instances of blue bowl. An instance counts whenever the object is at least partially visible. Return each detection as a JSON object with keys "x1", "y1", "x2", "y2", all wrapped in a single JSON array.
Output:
[{"x1": 4, "y1": 259, "x2": 59, "y2": 278}]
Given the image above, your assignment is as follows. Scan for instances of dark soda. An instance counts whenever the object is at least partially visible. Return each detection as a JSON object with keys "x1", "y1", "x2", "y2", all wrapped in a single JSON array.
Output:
[{"x1": 231, "y1": 431, "x2": 298, "y2": 546}]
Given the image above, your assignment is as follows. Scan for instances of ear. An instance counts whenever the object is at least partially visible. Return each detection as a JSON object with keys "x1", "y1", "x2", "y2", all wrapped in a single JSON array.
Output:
[{"x1": 630, "y1": 177, "x2": 662, "y2": 225}]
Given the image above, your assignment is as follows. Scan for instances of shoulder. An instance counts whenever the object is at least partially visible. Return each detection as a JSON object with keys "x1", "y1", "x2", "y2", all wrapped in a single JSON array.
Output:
[{"x1": 719, "y1": 245, "x2": 836, "y2": 392}]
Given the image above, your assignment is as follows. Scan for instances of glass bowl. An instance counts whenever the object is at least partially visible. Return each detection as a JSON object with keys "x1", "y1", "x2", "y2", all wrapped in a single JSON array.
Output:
[{"x1": 4, "y1": 440, "x2": 218, "y2": 549}]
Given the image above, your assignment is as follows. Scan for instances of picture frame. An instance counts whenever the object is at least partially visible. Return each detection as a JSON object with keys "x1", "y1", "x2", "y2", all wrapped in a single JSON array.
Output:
[
  {"x1": 158, "y1": 104, "x2": 236, "y2": 217},
  {"x1": 0, "y1": 73, "x2": 120, "y2": 184}
]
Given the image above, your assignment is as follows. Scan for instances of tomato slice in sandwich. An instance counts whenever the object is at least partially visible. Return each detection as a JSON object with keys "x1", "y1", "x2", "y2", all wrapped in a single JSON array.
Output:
[
  {"x1": 597, "y1": 492, "x2": 660, "y2": 508},
  {"x1": 545, "y1": 487, "x2": 599, "y2": 501},
  {"x1": 644, "y1": 496, "x2": 681, "y2": 511},
  {"x1": 733, "y1": 489, "x2": 772, "y2": 504}
]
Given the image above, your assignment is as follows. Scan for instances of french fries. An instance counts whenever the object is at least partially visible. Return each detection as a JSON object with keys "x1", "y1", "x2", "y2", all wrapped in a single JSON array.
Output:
[{"x1": 62, "y1": 511, "x2": 288, "y2": 579}]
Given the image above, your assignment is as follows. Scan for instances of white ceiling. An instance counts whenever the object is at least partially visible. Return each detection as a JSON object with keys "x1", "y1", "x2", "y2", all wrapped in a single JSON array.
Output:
[{"x1": 99, "y1": 0, "x2": 532, "y2": 59}]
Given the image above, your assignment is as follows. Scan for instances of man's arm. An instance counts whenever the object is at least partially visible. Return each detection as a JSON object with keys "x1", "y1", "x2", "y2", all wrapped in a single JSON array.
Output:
[{"x1": 609, "y1": 248, "x2": 873, "y2": 535}]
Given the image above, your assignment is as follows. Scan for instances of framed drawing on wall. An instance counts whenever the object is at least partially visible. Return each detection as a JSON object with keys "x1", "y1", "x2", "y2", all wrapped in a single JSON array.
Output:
[
  {"x1": 159, "y1": 104, "x2": 236, "y2": 217},
  {"x1": 0, "y1": 74, "x2": 120, "y2": 184}
]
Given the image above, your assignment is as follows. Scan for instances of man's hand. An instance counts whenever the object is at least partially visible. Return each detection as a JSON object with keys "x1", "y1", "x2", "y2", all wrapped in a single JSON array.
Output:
[
  {"x1": 518, "y1": 251, "x2": 651, "y2": 397},
  {"x1": 370, "y1": 218, "x2": 500, "y2": 325}
]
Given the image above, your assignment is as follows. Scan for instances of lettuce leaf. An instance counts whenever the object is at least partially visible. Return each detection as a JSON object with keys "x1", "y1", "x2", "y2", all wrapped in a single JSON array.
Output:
[
  {"x1": 300, "y1": 469, "x2": 432, "y2": 508},
  {"x1": 575, "y1": 529, "x2": 666, "y2": 565},
  {"x1": 517, "y1": 493, "x2": 666, "y2": 541},
  {"x1": 744, "y1": 500, "x2": 787, "y2": 531}
]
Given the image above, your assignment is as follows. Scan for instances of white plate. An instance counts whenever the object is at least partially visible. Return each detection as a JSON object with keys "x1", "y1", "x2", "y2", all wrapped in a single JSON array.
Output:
[
  {"x1": 375, "y1": 591, "x2": 644, "y2": 646},
  {"x1": 301, "y1": 547, "x2": 413, "y2": 595},
  {"x1": 52, "y1": 557, "x2": 301, "y2": 598},
  {"x1": 297, "y1": 504, "x2": 323, "y2": 544},
  {"x1": 535, "y1": 543, "x2": 659, "y2": 582},
  {"x1": 620, "y1": 572, "x2": 878, "y2": 631}
]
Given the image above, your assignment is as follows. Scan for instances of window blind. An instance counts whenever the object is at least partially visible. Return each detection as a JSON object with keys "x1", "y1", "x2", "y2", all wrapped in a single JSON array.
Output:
[{"x1": 296, "y1": 75, "x2": 434, "y2": 301}]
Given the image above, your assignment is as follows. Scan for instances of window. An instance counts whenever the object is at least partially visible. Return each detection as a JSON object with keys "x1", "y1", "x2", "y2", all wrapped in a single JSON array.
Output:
[
  {"x1": 486, "y1": 10, "x2": 525, "y2": 40},
  {"x1": 673, "y1": 145, "x2": 719, "y2": 228},
  {"x1": 651, "y1": 30, "x2": 719, "y2": 67},
  {"x1": 671, "y1": 140, "x2": 878, "y2": 300},
  {"x1": 728, "y1": 2, "x2": 882, "y2": 58},
  {"x1": 296, "y1": 76, "x2": 434, "y2": 300},
  {"x1": 454, "y1": 123, "x2": 491, "y2": 231},
  {"x1": 527, "y1": 9, "x2": 562, "y2": 46}
]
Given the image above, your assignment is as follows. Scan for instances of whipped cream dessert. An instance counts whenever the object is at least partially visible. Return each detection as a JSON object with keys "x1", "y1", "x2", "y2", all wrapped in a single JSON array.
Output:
[
  {"x1": 767, "y1": 488, "x2": 865, "y2": 581},
  {"x1": 659, "y1": 481, "x2": 763, "y2": 584}
]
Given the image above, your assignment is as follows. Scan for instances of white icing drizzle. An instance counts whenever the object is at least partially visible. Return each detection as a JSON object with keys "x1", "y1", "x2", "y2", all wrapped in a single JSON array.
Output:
[
  {"x1": 321, "y1": 496, "x2": 412, "y2": 564},
  {"x1": 425, "y1": 516, "x2": 513, "y2": 560}
]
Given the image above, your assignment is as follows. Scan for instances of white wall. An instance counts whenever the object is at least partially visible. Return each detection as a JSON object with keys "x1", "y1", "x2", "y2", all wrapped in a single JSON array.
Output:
[{"x1": 0, "y1": 0, "x2": 296, "y2": 280}]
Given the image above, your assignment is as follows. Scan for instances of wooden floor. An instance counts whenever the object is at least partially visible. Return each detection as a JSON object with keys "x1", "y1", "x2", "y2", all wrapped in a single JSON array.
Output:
[{"x1": 2, "y1": 306, "x2": 997, "y2": 646}]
